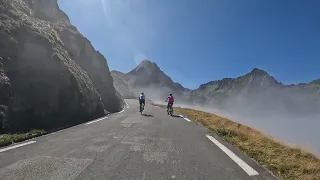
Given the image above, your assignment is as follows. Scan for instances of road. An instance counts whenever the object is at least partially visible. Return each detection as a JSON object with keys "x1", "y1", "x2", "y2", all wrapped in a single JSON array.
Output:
[{"x1": 0, "y1": 99, "x2": 277, "y2": 180}]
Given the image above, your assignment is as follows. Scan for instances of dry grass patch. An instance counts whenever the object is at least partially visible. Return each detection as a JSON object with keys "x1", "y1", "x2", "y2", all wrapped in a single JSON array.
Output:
[{"x1": 174, "y1": 107, "x2": 320, "y2": 180}]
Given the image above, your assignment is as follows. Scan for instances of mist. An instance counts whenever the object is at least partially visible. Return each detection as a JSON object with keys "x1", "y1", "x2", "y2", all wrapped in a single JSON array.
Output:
[{"x1": 135, "y1": 85, "x2": 320, "y2": 157}]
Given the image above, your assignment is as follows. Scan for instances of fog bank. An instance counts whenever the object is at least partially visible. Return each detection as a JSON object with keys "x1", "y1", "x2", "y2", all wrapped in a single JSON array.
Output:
[{"x1": 142, "y1": 86, "x2": 320, "y2": 157}]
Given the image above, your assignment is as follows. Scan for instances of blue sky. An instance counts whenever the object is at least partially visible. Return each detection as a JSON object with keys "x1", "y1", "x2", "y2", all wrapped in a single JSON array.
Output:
[{"x1": 58, "y1": 0, "x2": 320, "y2": 89}]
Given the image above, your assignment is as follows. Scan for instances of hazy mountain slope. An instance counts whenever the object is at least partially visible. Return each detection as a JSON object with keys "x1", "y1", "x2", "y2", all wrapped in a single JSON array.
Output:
[
  {"x1": 111, "y1": 70, "x2": 126, "y2": 80},
  {"x1": 0, "y1": 0, "x2": 123, "y2": 133},
  {"x1": 111, "y1": 70, "x2": 135, "y2": 99},
  {"x1": 194, "y1": 68, "x2": 320, "y2": 115},
  {"x1": 123, "y1": 60, "x2": 191, "y2": 102},
  {"x1": 114, "y1": 60, "x2": 320, "y2": 117},
  {"x1": 194, "y1": 68, "x2": 282, "y2": 105},
  {"x1": 310, "y1": 79, "x2": 320, "y2": 85}
]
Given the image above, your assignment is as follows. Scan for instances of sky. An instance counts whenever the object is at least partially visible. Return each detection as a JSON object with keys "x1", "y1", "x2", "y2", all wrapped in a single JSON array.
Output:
[{"x1": 58, "y1": 0, "x2": 320, "y2": 89}]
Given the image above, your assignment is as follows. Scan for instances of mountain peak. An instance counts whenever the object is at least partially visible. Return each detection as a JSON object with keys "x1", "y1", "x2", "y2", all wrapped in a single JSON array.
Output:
[
  {"x1": 111, "y1": 70, "x2": 122, "y2": 74},
  {"x1": 248, "y1": 68, "x2": 268, "y2": 76},
  {"x1": 244, "y1": 68, "x2": 282, "y2": 87},
  {"x1": 140, "y1": 59, "x2": 153, "y2": 65},
  {"x1": 135, "y1": 59, "x2": 158, "y2": 70}
]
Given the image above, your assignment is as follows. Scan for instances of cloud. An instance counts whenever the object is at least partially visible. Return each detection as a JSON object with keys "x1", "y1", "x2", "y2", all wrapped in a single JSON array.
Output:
[
  {"x1": 100, "y1": 0, "x2": 108, "y2": 18},
  {"x1": 134, "y1": 53, "x2": 147, "y2": 65}
]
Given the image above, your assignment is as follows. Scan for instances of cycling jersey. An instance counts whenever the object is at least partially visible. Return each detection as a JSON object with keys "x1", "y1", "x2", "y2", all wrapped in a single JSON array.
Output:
[
  {"x1": 168, "y1": 95, "x2": 174, "y2": 103},
  {"x1": 139, "y1": 94, "x2": 145, "y2": 101}
]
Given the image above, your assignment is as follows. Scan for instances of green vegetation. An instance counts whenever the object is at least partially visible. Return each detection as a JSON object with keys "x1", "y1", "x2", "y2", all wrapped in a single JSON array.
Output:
[{"x1": 0, "y1": 129, "x2": 45, "y2": 147}]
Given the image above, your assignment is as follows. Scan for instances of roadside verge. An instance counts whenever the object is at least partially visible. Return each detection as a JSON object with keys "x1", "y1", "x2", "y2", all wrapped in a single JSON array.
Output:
[
  {"x1": 0, "y1": 104, "x2": 127, "y2": 149},
  {"x1": 174, "y1": 107, "x2": 320, "y2": 180}
]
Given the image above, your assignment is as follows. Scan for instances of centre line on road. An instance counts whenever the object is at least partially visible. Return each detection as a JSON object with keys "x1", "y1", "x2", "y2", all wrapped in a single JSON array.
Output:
[
  {"x1": 0, "y1": 141, "x2": 36, "y2": 153},
  {"x1": 86, "y1": 117, "x2": 107, "y2": 125},
  {"x1": 206, "y1": 134, "x2": 259, "y2": 176}
]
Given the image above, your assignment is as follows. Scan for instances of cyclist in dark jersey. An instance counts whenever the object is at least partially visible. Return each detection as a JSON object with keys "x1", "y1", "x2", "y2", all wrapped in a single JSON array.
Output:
[{"x1": 139, "y1": 92, "x2": 145, "y2": 112}]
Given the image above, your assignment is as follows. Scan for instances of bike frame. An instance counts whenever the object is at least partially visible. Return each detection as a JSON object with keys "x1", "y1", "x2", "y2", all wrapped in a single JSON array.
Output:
[
  {"x1": 140, "y1": 103, "x2": 145, "y2": 112},
  {"x1": 167, "y1": 104, "x2": 173, "y2": 115}
]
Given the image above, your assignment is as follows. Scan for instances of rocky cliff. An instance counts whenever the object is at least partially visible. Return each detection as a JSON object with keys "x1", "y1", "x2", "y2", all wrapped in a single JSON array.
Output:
[
  {"x1": 111, "y1": 70, "x2": 135, "y2": 99},
  {"x1": 0, "y1": 0, "x2": 123, "y2": 133}
]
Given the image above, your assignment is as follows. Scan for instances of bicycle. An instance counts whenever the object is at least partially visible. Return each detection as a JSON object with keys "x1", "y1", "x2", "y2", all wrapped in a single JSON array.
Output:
[
  {"x1": 167, "y1": 103, "x2": 173, "y2": 116},
  {"x1": 139, "y1": 102, "x2": 145, "y2": 114}
]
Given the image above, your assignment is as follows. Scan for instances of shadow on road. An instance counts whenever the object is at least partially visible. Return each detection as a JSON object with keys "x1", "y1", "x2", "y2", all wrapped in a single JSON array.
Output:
[{"x1": 141, "y1": 113, "x2": 154, "y2": 117}]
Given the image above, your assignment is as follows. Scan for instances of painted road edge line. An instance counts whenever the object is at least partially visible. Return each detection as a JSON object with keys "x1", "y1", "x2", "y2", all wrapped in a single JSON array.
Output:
[
  {"x1": 206, "y1": 134, "x2": 259, "y2": 176},
  {"x1": 86, "y1": 117, "x2": 107, "y2": 125},
  {"x1": 179, "y1": 115, "x2": 191, "y2": 122},
  {"x1": 0, "y1": 141, "x2": 36, "y2": 153}
]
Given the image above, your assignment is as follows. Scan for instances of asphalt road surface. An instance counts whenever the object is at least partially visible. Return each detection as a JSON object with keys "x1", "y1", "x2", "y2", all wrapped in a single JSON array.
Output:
[{"x1": 0, "y1": 99, "x2": 277, "y2": 180}]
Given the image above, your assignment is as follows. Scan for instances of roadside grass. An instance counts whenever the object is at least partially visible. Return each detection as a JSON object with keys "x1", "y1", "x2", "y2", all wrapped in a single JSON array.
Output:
[
  {"x1": 174, "y1": 107, "x2": 320, "y2": 180},
  {"x1": 0, "y1": 129, "x2": 45, "y2": 147}
]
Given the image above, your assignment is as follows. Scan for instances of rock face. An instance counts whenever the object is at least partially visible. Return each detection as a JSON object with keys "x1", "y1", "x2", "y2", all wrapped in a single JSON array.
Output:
[
  {"x1": 111, "y1": 70, "x2": 135, "y2": 99},
  {"x1": 0, "y1": 0, "x2": 123, "y2": 133}
]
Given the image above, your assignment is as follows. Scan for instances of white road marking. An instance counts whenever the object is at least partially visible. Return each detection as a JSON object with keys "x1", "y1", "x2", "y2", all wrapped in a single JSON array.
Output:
[
  {"x1": 86, "y1": 117, "x2": 107, "y2": 125},
  {"x1": 127, "y1": 106, "x2": 129, "y2": 108},
  {"x1": 0, "y1": 141, "x2": 36, "y2": 153},
  {"x1": 118, "y1": 109, "x2": 125, "y2": 114},
  {"x1": 179, "y1": 115, "x2": 191, "y2": 122},
  {"x1": 206, "y1": 135, "x2": 259, "y2": 176}
]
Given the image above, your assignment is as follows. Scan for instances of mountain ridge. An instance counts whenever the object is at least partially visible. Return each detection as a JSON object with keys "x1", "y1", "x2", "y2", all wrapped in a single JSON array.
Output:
[
  {"x1": 114, "y1": 60, "x2": 319, "y2": 91},
  {"x1": 111, "y1": 60, "x2": 320, "y2": 116}
]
